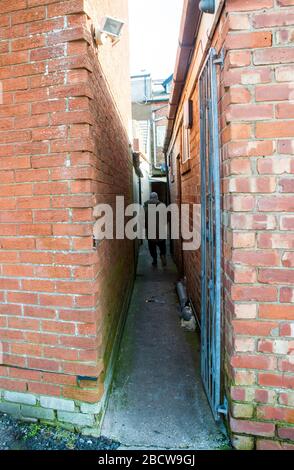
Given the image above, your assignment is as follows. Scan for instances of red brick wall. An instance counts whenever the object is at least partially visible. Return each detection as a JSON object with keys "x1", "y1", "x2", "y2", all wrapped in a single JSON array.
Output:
[
  {"x1": 223, "y1": 0, "x2": 294, "y2": 450},
  {"x1": 168, "y1": 0, "x2": 294, "y2": 450},
  {"x1": 169, "y1": 12, "x2": 228, "y2": 320},
  {"x1": 0, "y1": 0, "x2": 134, "y2": 407}
]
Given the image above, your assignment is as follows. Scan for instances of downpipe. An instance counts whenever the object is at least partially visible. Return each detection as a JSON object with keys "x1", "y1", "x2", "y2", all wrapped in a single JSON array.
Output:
[{"x1": 176, "y1": 281, "x2": 193, "y2": 321}]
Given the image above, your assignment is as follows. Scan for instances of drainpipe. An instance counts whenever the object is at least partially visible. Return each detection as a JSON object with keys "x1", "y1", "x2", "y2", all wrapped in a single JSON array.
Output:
[
  {"x1": 176, "y1": 281, "x2": 188, "y2": 309},
  {"x1": 165, "y1": 150, "x2": 170, "y2": 207}
]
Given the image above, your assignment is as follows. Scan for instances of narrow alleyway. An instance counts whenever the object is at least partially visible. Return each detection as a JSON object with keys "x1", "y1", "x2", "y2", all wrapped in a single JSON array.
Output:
[{"x1": 101, "y1": 245, "x2": 229, "y2": 450}]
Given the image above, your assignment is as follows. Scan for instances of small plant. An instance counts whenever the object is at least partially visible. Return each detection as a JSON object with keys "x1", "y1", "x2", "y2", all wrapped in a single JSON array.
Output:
[
  {"x1": 26, "y1": 423, "x2": 41, "y2": 440},
  {"x1": 55, "y1": 425, "x2": 77, "y2": 449}
]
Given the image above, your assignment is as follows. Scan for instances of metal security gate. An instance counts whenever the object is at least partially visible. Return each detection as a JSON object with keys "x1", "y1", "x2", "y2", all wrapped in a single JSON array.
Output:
[{"x1": 199, "y1": 48, "x2": 225, "y2": 421}]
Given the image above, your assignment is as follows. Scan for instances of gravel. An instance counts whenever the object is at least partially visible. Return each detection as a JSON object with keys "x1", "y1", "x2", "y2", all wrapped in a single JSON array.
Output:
[{"x1": 0, "y1": 413, "x2": 120, "y2": 451}]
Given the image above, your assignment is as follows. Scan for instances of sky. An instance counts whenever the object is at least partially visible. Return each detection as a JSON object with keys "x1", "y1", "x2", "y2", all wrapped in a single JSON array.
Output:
[{"x1": 129, "y1": 0, "x2": 183, "y2": 79}]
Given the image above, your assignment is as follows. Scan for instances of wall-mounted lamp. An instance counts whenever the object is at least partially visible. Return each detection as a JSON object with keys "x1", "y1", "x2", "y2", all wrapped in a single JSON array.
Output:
[
  {"x1": 199, "y1": 0, "x2": 215, "y2": 14},
  {"x1": 95, "y1": 16, "x2": 125, "y2": 46}
]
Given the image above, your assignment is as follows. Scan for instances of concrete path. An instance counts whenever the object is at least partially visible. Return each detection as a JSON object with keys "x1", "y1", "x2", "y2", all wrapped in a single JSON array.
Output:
[{"x1": 101, "y1": 245, "x2": 229, "y2": 450}]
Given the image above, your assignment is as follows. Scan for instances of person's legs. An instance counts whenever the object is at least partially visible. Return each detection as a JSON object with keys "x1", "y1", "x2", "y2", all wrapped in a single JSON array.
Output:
[
  {"x1": 157, "y1": 241, "x2": 167, "y2": 266},
  {"x1": 158, "y1": 240, "x2": 166, "y2": 256},
  {"x1": 148, "y1": 240, "x2": 158, "y2": 266}
]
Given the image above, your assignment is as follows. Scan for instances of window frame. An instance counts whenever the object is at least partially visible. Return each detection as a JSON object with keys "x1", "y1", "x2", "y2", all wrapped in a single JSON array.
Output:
[{"x1": 182, "y1": 124, "x2": 191, "y2": 164}]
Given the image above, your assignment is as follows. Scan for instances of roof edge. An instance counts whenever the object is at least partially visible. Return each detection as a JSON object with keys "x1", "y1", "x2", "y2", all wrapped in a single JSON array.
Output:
[{"x1": 164, "y1": 0, "x2": 201, "y2": 153}]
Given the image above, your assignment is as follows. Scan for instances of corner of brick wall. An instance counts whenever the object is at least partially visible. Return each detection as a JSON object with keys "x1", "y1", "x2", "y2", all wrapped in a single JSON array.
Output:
[
  {"x1": 0, "y1": 0, "x2": 134, "y2": 426},
  {"x1": 222, "y1": 0, "x2": 294, "y2": 450}
]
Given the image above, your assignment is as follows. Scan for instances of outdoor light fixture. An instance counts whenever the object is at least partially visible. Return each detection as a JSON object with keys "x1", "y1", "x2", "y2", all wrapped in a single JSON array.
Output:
[
  {"x1": 95, "y1": 16, "x2": 125, "y2": 46},
  {"x1": 199, "y1": 0, "x2": 215, "y2": 14}
]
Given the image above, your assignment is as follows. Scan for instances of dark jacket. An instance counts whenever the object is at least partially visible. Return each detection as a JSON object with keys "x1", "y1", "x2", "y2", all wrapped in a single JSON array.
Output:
[{"x1": 144, "y1": 199, "x2": 166, "y2": 240}]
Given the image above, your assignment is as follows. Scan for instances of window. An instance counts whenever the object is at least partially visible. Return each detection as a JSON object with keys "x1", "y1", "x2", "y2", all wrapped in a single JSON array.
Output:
[
  {"x1": 156, "y1": 125, "x2": 166, "y2": 149},
  {"x1": 182, "y1": 99, "x2": 193, "y2": 163},
  {"x1": 182, "y1": 126, "x2": 190, "y2": 163}
]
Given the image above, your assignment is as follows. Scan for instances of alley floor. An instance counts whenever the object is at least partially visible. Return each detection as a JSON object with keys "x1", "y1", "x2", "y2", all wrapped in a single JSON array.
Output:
[{"x1": 101, "y1": 245, "x2": 230, "y2": 450}]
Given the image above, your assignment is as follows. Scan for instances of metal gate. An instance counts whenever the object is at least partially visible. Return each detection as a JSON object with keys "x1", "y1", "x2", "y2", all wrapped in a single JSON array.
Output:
[{"x1": 199, "y1": 48, "x2": 225, "y2": 421}]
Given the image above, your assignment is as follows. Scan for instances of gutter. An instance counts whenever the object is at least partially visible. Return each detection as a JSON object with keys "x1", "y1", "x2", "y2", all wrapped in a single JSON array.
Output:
[{"x1": 164, "y1": 0, "x2": 201, "y2": 153}]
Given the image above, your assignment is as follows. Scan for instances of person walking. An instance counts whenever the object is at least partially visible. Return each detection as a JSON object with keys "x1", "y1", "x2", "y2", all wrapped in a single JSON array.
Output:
[{"x1": 144, "y1": 192, "x2": 167, "y2": 267}]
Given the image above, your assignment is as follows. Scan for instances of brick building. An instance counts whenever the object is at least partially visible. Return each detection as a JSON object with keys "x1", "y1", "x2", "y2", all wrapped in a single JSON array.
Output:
[
  {"x1": 131, "y1": 73, "x2": 172, "y2": 204},
  {"x1": 0, "y1": 0, "x2": 294, "y2": 450},
  {"x1": 165, "y1": 0, "x2": 294, "y2": 450},
  {"x1": 0, "y1": 0, "x2": 134, "y2": 432}
]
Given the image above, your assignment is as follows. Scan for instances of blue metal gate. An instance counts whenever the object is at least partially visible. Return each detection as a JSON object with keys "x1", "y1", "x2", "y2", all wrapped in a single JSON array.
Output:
[{"x1": 199, "y1": 48, "x2": 225, "y2": 421}]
